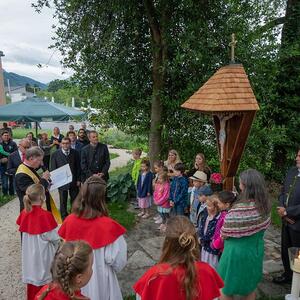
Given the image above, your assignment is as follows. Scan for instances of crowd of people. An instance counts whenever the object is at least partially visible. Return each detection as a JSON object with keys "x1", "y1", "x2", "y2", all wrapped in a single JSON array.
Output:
[{"x1": 0, "y1": 121, "x2": 299, "y2": 299}]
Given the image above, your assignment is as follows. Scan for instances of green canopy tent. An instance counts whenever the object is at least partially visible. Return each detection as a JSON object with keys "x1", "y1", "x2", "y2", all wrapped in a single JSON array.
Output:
[{"x1": 0, "y1": 97, "x2": 85, "y2": 136}]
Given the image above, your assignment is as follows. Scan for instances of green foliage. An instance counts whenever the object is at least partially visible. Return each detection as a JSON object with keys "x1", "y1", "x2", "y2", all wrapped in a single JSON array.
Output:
[
  {"x1": 109, "y1": 153, "x2": 119, "y2": 160},
  {"x1": 107, "y1": 173, "x2": 136, "y2": 203},
  {"x1": 100, "y1": 129, "x2": 148, "y2": 152}
]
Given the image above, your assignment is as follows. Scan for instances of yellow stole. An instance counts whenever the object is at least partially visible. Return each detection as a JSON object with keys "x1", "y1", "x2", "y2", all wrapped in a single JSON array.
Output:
[{"x1": 16, "y1": 164, "x2": 62, "y2": 224}]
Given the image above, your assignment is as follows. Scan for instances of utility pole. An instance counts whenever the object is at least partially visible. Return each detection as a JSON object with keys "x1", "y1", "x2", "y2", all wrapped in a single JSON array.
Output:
[{"x1": 0, "y1": 51, "x2": 6, "y2": 106}]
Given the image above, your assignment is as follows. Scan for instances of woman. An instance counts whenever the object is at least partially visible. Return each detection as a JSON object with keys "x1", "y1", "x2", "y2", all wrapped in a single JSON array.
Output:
[
  {"x1": 164, "y1": 149, "x2": 181, "y2": 178},
  {"x1": 218, "y1": 169, "x2": 271, "y2": 300},
  {"x1": 50, "y1": 127, "x2": 64, "y2": 150},
  {"x1": 26, "y1": 132, "x2": 37, "y2": 146},
  {"x1": 39, "y1": 133, "x2": 54, "y2": 169},
  {"x1": 186, "y1": 153, "x2": 211, "y2": 181}
]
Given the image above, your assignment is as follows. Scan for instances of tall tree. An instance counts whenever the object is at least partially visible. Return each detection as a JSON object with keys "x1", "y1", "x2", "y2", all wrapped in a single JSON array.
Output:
[{"x1": 34, "y1": 0, "x2": 285, "y2": 167}]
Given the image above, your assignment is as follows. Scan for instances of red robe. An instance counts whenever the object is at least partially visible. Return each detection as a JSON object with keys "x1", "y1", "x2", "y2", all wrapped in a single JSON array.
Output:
[
  {"x1": 134, "y1": 262, "x2": 224, "y2": 300},
  {"x1": 58, "y1": 214, "x2": 126, "y2": 249},
  {"x1": 34, "y1": 283, "x2": 88, "y2": 300},
  {"x1": 16, "y1": 205, "x2": 57, "y2": 234}
]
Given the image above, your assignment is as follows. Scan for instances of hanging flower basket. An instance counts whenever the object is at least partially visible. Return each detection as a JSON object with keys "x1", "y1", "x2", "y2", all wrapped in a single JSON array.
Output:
[{"x1": 210, "y1": 173, "x2": 223, "y2": 192}]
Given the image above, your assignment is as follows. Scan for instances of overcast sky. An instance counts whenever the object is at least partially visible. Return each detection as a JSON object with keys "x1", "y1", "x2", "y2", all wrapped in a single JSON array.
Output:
[{"x1": 0, "y1": 0, "x2": 72, "y2": 83}]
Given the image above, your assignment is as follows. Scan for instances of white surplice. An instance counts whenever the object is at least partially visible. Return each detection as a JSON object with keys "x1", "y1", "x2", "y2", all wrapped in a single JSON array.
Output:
[
  {"x1": 81, "y1": 235, "x2": 127, "y2": 300},
  {"x1": 22, "y1": 228, "x2": 60, "y2": 286}
]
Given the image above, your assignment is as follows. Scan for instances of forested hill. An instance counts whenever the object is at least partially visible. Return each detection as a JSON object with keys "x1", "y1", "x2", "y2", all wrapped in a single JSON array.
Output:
[{"x1": 3, "y1": 70, "x2": 47, "y2": 89}]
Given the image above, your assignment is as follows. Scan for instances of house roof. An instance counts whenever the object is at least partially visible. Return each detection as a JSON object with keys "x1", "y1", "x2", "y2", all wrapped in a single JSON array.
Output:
[{"x1": 181, "y1": 63, "x2": 259, "y2": 113}]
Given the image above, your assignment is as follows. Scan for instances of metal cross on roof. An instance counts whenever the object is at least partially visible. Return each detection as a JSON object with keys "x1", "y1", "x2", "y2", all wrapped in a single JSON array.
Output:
[{"x1": 229, "y1": 33, "x2": 237, "y2": 63}]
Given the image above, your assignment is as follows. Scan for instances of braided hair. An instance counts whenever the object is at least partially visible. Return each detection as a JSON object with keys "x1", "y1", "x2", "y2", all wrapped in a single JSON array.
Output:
[
  {"x1": 38, "y1": 241, "x2": 92, "y2": 300},
  {"x1": 159, "y1": 216, "x2": 200, "y2": 300}
]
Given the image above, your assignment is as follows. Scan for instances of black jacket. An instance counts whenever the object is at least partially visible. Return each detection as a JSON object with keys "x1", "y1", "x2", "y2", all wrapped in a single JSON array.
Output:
[
  {"x1": 279, "y1": 167, "x2": 300, "y2": 231},
  {"x1": 81, "y1": 143, "x2": 110, "y2": 182},
  {"x1": 50, "y1": 148, "x2": 81, "y2": 190},
  {"x1": 7, "y1": 150, "x2": 22, "y2": 176},
  {"x1": 0, "y1": 140, "x2": 18, "y2": 164}
]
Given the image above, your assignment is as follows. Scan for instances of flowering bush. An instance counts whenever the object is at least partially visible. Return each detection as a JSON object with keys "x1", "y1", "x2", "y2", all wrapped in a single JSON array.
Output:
[{"x1": 210, "y1": 173, "x2": 222, "y2": 184}]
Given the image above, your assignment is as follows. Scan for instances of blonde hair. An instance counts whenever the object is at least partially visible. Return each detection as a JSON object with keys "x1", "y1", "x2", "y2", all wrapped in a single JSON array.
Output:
[
  {"x1": 159, "y1": 216, "x2": 200, "y2": 300},
  {"x1": 167, "y1": 149, "x2": 181, "y2": 164},
  {"x1": 206, "y1": 194, "x2": 220, "y2": 212},
  {"x1": 23, "y1": 184, "x2": 46, "y2": 212},
  {"x1": 38, "y1": 241, "x2": 92, "y2": 300}
]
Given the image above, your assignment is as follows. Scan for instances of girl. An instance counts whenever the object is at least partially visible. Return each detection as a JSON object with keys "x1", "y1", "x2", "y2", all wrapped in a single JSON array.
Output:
[
  {"x1": 153, "y1": 172, "x2": 170, "y2": 231},
  {"x1": 198, "y1": 194, "x2": 220, "y2": 269},
  {"x1": 164, "y1": 149, "x2": 182, "y2": 179},
  {"x1": 137, "y1": 159, "x2": 153, "y2": 218},
  {"x1": 218, "y1": 169, "x2": 271, "y2": 300},
  {"x1": 58, "y1": 176, "x2": 127, "y2": 300},
  {"x1": 134, "y1": 216, "x2": 223, "y2": 300},
  {"x1": 211, "y1": 191, "x2": 236, "y2": 252},
  {"x1": 16, "y1": 184, "x2": 60, "y2": 300},
  {"x1": 35, "y1": 241, "x2": 93, "y2": 300},
  {"x1": 153, "y1": 160, "x2": 168, "y2": 224}
]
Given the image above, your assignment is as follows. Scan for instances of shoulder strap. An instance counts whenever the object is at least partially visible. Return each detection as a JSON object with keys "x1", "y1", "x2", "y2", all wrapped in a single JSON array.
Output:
[{"x1": 16, "y1": 164, "x2": 40, "y2": 184}]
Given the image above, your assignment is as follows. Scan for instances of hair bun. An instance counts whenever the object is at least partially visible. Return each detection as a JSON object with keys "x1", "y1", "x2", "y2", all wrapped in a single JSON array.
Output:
[{"x1": 178, "y1": 232, "x2": 195, "y2": 249}]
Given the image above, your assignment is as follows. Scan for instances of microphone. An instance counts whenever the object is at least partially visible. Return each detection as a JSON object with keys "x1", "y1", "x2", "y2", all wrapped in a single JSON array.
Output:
[{"x1": 41, "y1": 165, "x2": 52, "y2": 183}]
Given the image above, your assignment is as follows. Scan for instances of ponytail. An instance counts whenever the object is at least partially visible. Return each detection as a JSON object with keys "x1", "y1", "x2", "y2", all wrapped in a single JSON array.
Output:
[
  {"x1": 23, "y1": 184, "x2": 45, "y2": 212},
  {"x1": 23, "y1": 194, "x2": 32, "y2": 212}
]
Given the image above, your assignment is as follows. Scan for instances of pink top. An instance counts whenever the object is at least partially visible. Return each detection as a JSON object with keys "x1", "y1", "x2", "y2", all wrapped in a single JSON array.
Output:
[
  {"x1": 153, "y1": 182, "x2": 170, "y2": 208},
  {"x1": 211, "y1": 211, "x2": 227, "y2": 251}
]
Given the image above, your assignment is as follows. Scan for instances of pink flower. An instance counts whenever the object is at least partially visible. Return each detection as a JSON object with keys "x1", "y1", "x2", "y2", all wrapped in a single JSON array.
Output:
[{"x1": 210, "y1": 173, "x2": 222, "y2": 184}]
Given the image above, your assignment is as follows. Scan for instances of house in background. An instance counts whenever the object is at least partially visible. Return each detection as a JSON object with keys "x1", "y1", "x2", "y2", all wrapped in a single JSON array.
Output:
[{"x1": 5, "y1": 86, "x2": 34, "y2": 102}]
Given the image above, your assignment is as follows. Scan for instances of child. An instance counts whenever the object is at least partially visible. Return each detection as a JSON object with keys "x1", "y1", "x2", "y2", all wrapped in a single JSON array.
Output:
[
  {"x1": 189, "y1": 171, "x2": 212, "y2": 227},
  {"x1": 35, "y1": 241, "x2": 93, "y2": 300},
  {"x1": 131, "y1": 148, "x2": 143, "y2": 209},
  {"x1": 211, "y1": 191, "x2": 236, "y2": 253},
  {"x1": 153, "y1": 160, "x2": 168, "y2": 223},
  {"x1": 131, "y1": 148, "x2": 142, "y2": 185},
  {"x1": 16, "y1": 184, "x2": 60, "y2": 300},
  {"x1": 133, "y1": 216, "x2": 224, "y2": 300},
  {"x1": 170, "y1": 163, "x2": 188, "y2": 216},
  {"x1": 58, "y1": 176, "x2": 127, "y2": 300},
  {"x1": 198, "y1": 194, "x2": 220, "y2": 270},
  {"x1": 153, "y1": 172, "x2": 170, "y2": 231},
  {"x1": 137, "y1": 159, "x2": 153, "y2": 218}
]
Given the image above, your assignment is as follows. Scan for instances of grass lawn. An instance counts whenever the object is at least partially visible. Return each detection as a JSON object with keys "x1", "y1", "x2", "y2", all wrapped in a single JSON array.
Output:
[
  {"x1": 0, "y1": 195, "x2": 15, "y2": 207},
  {"x1": 107, "y1": 202, "x2": 136, "y2": 230},
  {"x1": 12, "y1": 128, "x2": 53, "y2": 139},
  {"x1": 110, "y1": 152, "x2": 119, "y2": 160}
]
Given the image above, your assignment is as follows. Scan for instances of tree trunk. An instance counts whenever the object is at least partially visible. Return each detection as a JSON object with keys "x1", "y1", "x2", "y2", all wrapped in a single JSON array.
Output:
[{"x1": 144, "y1": 0, "x2": 167, "y2": 167}]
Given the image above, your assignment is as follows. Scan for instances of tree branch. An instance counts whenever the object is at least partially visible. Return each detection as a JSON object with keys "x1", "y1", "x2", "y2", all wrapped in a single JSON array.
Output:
[
  {"x1": 251, "y1": 16, "x2": 285, "y2": 38},
  {"x1": 143, "y1": 0, "x2": 161, "y2": 44}
]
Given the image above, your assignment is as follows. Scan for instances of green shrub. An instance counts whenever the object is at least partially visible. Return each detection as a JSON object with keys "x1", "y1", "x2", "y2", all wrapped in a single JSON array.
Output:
[{"x1": 107, "y1": 173, "x2": 136, "y2": 202}]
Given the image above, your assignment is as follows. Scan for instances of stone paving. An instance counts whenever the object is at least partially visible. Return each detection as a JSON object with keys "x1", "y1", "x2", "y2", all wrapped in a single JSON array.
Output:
[{"x1": 118, "y1": 206, "x2": 291, "y2": 299}]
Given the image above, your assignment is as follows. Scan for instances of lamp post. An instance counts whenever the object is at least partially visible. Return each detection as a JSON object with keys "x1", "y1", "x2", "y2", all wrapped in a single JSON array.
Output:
[{"x1": 0, "y1": 51, "x2": 6, "y2": 106}]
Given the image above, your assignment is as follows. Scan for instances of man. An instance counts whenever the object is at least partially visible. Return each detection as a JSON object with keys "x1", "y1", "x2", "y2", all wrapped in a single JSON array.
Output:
[
  {"x1": 50, "y1": 127, "x2": 64, "y2": 150},
  {"x1": 81, "y1": 130, "x2": 110, "y2": 182},
  {"x1": 77, "y1": 128, "x2": 90, "y2": 146},
  {"x1": 15, "y1": 146, "x2": 51, "y2": 212},
  {"x1": 68, "y1": 124, "x2": 75, "y2": 132},
  {"x1": 273, "y1": 148, "x2": 300, "y2": 284},
  {"x1": 7, "y1": 138, "x2": 31, "y2": 178},
  {"x1": 50, "y1": 137, "x2": 81, "y2": 219},
  {"x1": 80, "y1": 122, "x2": 90, "y2": 135},
  {"x1": 0, "y1": 123, "x2": 13, "y2": 139},
  {"x1": 0, "y1": 131, "x2": 17, "y2": 195},
  {"x1": 67, "y1": 131, "x2": 84, "y2": 152}
]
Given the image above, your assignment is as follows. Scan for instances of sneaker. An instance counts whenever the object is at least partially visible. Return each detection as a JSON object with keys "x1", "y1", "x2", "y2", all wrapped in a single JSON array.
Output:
[
  {"x1": 137, "y1": 212, "x2": 144, "y2": 217},
  {"x1": 155, "y1": 218, "x2": 163, "y2": 224},
  {"x1": 153, "y1": 215, "x2": 160, "y2": 221},
  {"x1": 142, "y1": 213, "x2": 150, "y2": 219}
]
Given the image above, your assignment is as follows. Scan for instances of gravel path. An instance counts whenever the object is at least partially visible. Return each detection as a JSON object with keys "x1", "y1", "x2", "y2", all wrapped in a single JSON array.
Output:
[{"x1": 0, "y1": 147, "x2": 132, "y2": 300}]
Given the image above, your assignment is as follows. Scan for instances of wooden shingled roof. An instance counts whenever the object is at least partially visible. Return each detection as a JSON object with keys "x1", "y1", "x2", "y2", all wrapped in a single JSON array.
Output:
[{"x1": 181, "y1": 64, "x2": 259, "y2": 113}]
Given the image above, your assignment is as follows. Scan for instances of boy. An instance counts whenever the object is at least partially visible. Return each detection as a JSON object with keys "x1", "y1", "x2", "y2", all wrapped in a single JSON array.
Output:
[
  {"x1": 189, "y1": 171, "x2": 213, "y2": 227},
  {"x1": 131, "y1": 148, "x2": 142, "y2": 208},
  {"x1": 170, "y1": 163, "x2": 189, "y2": 215}
]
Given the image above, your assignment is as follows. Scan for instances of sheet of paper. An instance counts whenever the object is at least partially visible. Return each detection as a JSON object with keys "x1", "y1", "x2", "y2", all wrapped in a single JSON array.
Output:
[{"x1": 49, "y1": 164, "x2": 73, "y2": 191}]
